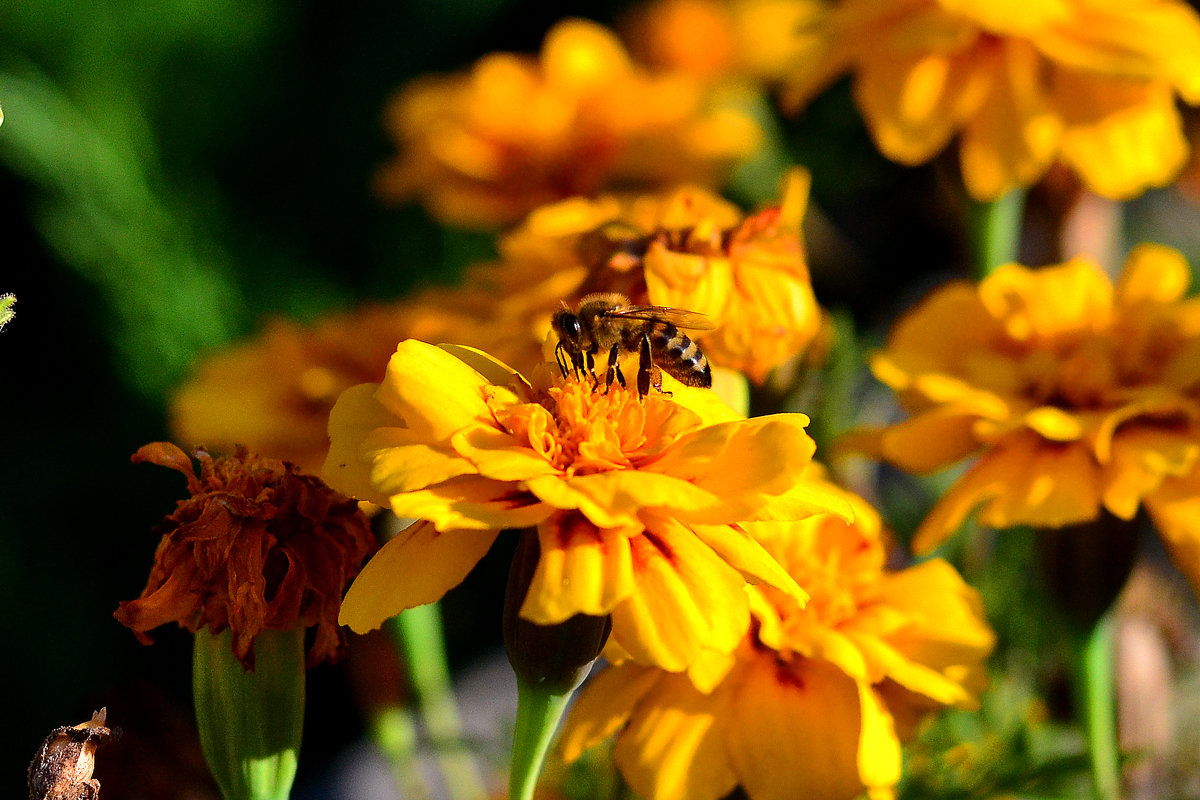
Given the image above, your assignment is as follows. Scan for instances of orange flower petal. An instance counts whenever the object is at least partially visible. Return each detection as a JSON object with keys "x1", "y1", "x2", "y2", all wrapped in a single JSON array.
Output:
[
  {"x1": 609, "y1": 517, "x2": 750, "y2": 671},
  {"x1": 689, "y1": 523, "x2": 808, "y2": 605},
  {"x1": 727, "y1": 655, "x2": 867, "y2": 800},
  {"x1": 1102, "y1": 425, "x2": 1200, "y2": 519},
  {"x1": 560, "y1": 662, "x2": 660, "y2": 762},
  {"x1": 1144, "y1": 470, "x2": 1200, "y2": 595},
  {"x1": 338, "y1": 521, "x2": 499, "y2": 633},
  {"x1": 387, "y1": 475, "x2": 550, "y2": 531},
  {"x1": 520, "y1": 513, "x2": 638, "y2": 624},
  {"x1": 855, "y1": 682, "x2": 903, "y2": 793},
  {"x1": 614, "y1": 672, "x2": 739, "y2": 800},
  {"x1": 1118, "y1": 243, "x2": 1191, "y2": 305}
]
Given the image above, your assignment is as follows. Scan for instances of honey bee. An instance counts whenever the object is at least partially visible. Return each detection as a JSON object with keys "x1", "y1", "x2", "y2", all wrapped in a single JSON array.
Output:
[{"x1": 551, "y1": 292, "x2": 714, "y2": 397}]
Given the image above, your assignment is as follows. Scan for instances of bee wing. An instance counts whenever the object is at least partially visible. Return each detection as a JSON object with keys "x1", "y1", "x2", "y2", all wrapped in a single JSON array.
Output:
[{"x1": 604, "y1": 304, "x2": 716, "y2": 331}]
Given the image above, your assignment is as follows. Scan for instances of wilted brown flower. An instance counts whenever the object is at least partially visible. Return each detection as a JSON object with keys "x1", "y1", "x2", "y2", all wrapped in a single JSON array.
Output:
[{"x1": 115, "y1": 442, "x2": 376, "y2": 669}]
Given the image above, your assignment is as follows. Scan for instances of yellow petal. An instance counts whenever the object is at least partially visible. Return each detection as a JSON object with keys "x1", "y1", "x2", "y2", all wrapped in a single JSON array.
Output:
[
  {"x1": 450, "y1": 425, "x2": 560, "y2": 481},
  {"x1": 364, "y1": 438, "x2": 476, "y2": 494},
  {"x1": 438, "y1": 342, "x2": 531, "y2": 392},
  {"x1": 870, "y1": 408, "x2": 983, "y2": 473},
  {"x1": 913, "y1": 432, "x2": 1102, "y2": 551},
  {"x1": 959, "y1": 39, "x2": 1061, "y2": 199},
  {"x1": 614, "y1": 672, "x2": 739, "y2": 800},
  {"x1": 1144, "y1": 470, "x2": 1200, "y2": 596},
  {"x1": 374, "y1": 339, "x2": 494, "y2": 442},
  {"x1": 727, "y1": 655, "x2": 867, "y2": 800},
  {"x1": 1102, "y1": 425, "x2": 1200, "y2": 519},
  {"x1": 872, "y1": 559, "x2": 996, "y2": 666},
  {"x1": 388, "y1": 475, "x2": 550, "y2": 531},
  {"x1": 689, "y1": 523, "x2": 808, "y2": 606},
  {"x1": 520, "y1": 514, "x2": 638, "y2": 624},
  {"x1": 324, "y1": 382, "x2": 402, "y2": 506},
  {"x1": 1117, "y1": 243, "x2": 1191, "y2": 305},
  {"x1": 609, "y1": 517, "x2": 750, "y2": 671},
  {"x1": 526, "y1": 471, "x2": 721, "y2": 529},
  {"x1": 338, "y1": 521, "x2": 499, "y2": 632},
  {"x1": 855, "y1": 683, "x2": 903, "y2": 793},
  {"x1": 1056, "y1": 75, "x2": 1186, "y2": 199},
  {"x1": 560, "y1": 662, "x2": 660, "y2": 762}
]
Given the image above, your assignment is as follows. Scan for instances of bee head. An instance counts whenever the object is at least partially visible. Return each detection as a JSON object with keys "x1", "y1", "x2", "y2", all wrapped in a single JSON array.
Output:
[{"x1": 551, "y1": 306, "x2": 583, "y2": 347}]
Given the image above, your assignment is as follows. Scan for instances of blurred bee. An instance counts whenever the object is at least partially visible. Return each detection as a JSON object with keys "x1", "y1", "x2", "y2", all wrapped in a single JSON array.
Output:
[{"x1": 551, "y1": 292, "x2": 714, "y2": 397}]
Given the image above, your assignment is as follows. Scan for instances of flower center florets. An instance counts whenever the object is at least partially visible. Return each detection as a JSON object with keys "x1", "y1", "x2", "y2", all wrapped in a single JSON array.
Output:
[{"x1": 496, "y1": 375, "x2": 685, "y2": 475}]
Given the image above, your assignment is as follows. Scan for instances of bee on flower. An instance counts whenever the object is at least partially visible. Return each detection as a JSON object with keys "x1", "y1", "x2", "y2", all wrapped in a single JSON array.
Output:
[
  {"x1": 784, "y1": 0, "x2": 1200, "y2": 200},
  {"x1": 324, "y1": 339, "x2": 854, "y2": 672},
  {"x1": 559, "y1": 470, "x2": 995, "y2": 800}
]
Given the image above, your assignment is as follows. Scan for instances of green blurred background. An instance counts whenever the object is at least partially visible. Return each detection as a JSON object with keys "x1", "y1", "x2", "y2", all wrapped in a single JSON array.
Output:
[{"x1": 9, "y1": 1, "x2": 1200, "y2": 798}]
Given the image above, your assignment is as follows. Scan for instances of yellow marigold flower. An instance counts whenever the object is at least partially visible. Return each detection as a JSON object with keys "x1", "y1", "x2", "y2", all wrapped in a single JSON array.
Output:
[
  {"x1": 511, "y1": 170, "x2": 824, "y2": 383},
  {"x1": 324, "y1": 340, "x2": 853, "y2": 671},
  {"x1": 786, "y1": 0, "x2": 1200, "y2": 200},
  {"x1": 375, "y1": 18, "x2": 762, "y2": 228},
  {"x1": 848, "y1": 244, "x2": 1200, "y2": 592},
  {"x1": 115, "y1": 443, "x2": 377, "y2": 668},
  {"x1": 560, "y1": 474, "x2": 994, "y2": 800}
]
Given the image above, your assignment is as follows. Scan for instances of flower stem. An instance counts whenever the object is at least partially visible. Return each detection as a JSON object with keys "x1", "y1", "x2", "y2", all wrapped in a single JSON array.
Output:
[
  {"x1": 969, "y1": 189, "x2": 1026, "y2": 277},
  {"x1": 509, "y1": 681, "x2": 572, "y2": 800},
  {"x1": 388, "y1": 603, "x2": 487, "y2": 800},
  {"x1": 1079, "y1": 611, "x2": 1121, "y2": 800},
  {"x1": 192, "y1": 628, "x2": 304, "y2": 800}
]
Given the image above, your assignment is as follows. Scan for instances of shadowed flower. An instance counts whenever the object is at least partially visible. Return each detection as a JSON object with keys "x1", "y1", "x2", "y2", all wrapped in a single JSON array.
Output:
[
  {"x1": 374, "y1": 17, "x2": 762, "y2": 228},
  {"x1": 324, "y1": 340, "x2": 853, "y2": 671},
  {"x1": 786, "y1": 0, "x2": 1200, "y2": 200},
  {"x1": 115, "y1": 443, "x2": 377, "y2": 668},
  {"x1": 846, "y1": 245, "x2": 1200, "y2": 594},
  {"x1": 560, "y1": 472, "x2": 994, "y2": 800}
]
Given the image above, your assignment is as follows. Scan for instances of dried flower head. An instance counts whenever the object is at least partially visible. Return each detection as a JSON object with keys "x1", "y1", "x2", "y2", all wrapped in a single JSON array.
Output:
[{"x1": 115, "y1": 443, "x2": 377, "y2": 668}]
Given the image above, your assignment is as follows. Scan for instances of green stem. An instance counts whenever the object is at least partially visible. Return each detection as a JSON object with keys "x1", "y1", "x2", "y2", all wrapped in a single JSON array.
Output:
[
  {"x1": 969, "y1": 188, "x2": 1026, "y2": 278},
  {"x1": 388, "y1": 604, "x2": 487, "y2": 800},
  {"x1": 1079, "y1": 611, "x2": 1121, "y2": 800},
  {"x1": 509, "y1": 681, "x2": 573, "y2": 800},
  {"x1": 365, "y1": 706, "x2": 427, "y2": 800}
]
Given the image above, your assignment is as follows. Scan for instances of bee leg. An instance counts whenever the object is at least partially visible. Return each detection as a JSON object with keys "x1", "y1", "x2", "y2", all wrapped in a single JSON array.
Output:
[
  {"x1": 637, "y1": 334, "x2": 653, "y2": 397},
  {"x1": 604, "y1": 342, "x2": 625, "y2": 392},
  {"x1": 555, "y1": 342, "x2": 570, "y2": 378},
  {"x1": 585, "y1": 350, "x2": 599, "y2": 388}
]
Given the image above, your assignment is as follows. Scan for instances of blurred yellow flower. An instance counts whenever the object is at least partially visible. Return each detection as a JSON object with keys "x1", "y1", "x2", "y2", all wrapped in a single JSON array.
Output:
[
  {"x1": 847, "y1": 245, "x2": 1200, "y2": 593},
  {"x1": 324, "y1": 340, "x2": 853, "y2": 671},
  {"x1": 623, "y1": 0, "x2": 822, "y2": 83},
  {"x1": 375, "y1": 18, "x2": 762, "y2": 228},
  {"x1": 560, "y1": 473, "x2": 994, "y2": 800},
  {"x1": 786, "y1": 0, "x2": 1200, "y2": 200}
]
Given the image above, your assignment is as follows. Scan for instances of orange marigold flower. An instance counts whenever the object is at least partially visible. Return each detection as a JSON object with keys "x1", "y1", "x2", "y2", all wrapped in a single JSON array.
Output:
[
  {"x1": 115, "y1": 443, "x2": 377, "y2": 668},
  {"x1": 785, "y1": 0, "x2": 1200, "y2": 200},
  {"x1": 324, "y1": 340, "x2": 853, "y2": 671},
  {"x1": 846, "y1": 244, "x2": 1200, "y2": 594},
  {"x1": 560, "y1": 473, "x2": 994, "y2": 800},
  {"x1": 374, "y1": 18, "x2": 762, "y2": 228}
]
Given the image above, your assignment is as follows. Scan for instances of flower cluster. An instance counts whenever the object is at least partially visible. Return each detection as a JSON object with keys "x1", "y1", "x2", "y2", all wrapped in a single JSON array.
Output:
[
  {"x1": 561, "y1": 471, "x2": 994, "y2": 800},
  {"x1": 375, "y1": 17, "x2": 762, "y2": 228},
  {"x1": 847, "y1": 245, "x2": 1200, "y2": 593},
  {"x1": 786, "y1": 0, "x2": 1200, "y2": 199},
  {"x1": 116, "y1": 443, "x2": 377, "y2": 668},
  {"x1": 324, "y1": 340, "x2": 853, "y2": 671}
]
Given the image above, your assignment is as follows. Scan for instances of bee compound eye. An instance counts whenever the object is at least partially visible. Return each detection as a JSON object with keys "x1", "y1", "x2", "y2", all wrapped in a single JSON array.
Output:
[{"x1": 563, "y1": 315, "x2": 582, "y2": 339}]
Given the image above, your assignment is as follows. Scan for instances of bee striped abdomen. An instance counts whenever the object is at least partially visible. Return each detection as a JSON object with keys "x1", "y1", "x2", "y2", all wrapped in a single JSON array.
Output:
[{"x1": 650, "y1": 323, "x2": 712, "y2": 387}]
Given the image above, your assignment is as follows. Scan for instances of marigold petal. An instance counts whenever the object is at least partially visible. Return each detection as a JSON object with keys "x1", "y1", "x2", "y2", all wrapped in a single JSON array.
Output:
[
  {"x1": 614, "y1": 673, "x2": 739, "y2": 800},
  {"x1": 727, "y1": 655, "x2": 866, "y2": 800},
  {"x1": 560, "y1": 662, "x2": 660, "y2": 763},
  {"x1": 338, "y1": 521, "x2": 499, "y2": 633},
  {"x1": 526, "y1": 471, "x2": 719, "y2": 528},
  {"x1": 520, "y1": 514, "x2": 638, "y2": 624},
  {"x1": 1056, "y1": 76, "x2": 1186, "y2": 199},
  {"x1": 324, "y1": 383, "x2": 404, "y2": 506},
  {"x1": 1023, "y1": 406, "x2": 1083, "y2": 441},
  {"x1": 1102, "y1": 426, "x2": 1200, "y2": 519},
  {"x1": 1144, "y1": 471, "x2": 1200, "y2": 595},
  {"x1": 450, "y1": 425, "x2": 560, "y2": 481},
  {"x1": 132, "y1": 442, "x2": 203, "y2": 492},
  {"x1": 609, "y1": 518, "x2": 750, "y2": 671},
  {"x1": 872, "y1": 559, "x2": 996, "y2": 661},
  {"x1": 959, "y1": 40, "x2": 1060, "y2": 199},
  {"x1": 750, "y1": 477, "x2": 856, "y2": 523},
  {"x1": 868, "y1": 409, "x2": 983, "y2": 473},
  {"x1": 855, "y1": 683, "x2": 903, "y2": 793},
  {"x1": 914, "y1": 433, "x2": 1102, "y2": 551},
  {"x1": 365, "y1": 438, "x2": 476, "y2": 494},
  {"x1": 375, "y1": 340, "x2": 495, "y2": 441},
  {"x1": 689, "y1": 523, "x2": 808, "y2": 606},
  {"x1": 438, "y1": 343, "x2": 531, "y2": 392},
  {"x1": 1118, "y1": 243, "x2": 1191, "y2": 305},
  {"x1": 388, "y1": 476, "x2": 550, "y2": 531}
]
